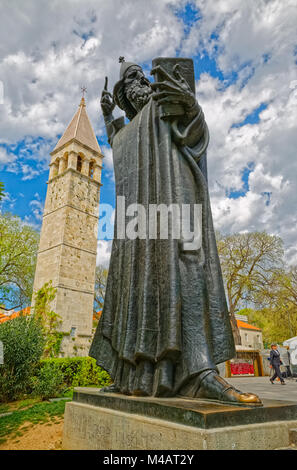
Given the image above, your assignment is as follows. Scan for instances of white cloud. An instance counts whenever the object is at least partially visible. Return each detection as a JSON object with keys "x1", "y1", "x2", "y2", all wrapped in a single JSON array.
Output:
[
  {"x1": 101, "y1": 145, "x2": 113, "y2": 170},
  {"x1": 0, "y1": 191, "x2": 16, "y2": 210},
  {"x1": 0, "y1": 147, "x2": 16, "y2": 167},
  {"x1": 180, "y1": 0, "x2": 297, "y2": 264},
  {"x1": 0, "y1": 138, "x2": 52, "y2": 179},
  {"x1": 21, "y1": 164, "x2": 41, "y2": 181},
  {"x1": 0, "y1": 0, "x2": 184, "y2": 144},
  {"x1": 29, "y1": 194, "x2": 44, "y2": 221},
  {"x1": 0, "y1": 0, "x2": 297, "y2": 264},
  {"x1": 96, "y1": 240, "x2": 112, "y2": 268},
  {"x1": 101, "y1": 145, "x2": 114, "y2": 181}
]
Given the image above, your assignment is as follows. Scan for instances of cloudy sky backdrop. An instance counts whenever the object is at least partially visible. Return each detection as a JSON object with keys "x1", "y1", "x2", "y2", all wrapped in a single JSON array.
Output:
[{"x1": 0, "y1": 0, "x2": 296, "y2": 267}]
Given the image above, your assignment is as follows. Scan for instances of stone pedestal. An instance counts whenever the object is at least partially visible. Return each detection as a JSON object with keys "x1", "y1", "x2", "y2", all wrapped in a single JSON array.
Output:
[{"x1": 63, "y1": 388, "x2": 297, "y2": 450}]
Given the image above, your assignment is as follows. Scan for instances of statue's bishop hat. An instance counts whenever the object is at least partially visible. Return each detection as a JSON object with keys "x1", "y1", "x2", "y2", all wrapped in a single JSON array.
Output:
[{"x1": 113, "y1": 57, "x2": 141, "y2": 120}]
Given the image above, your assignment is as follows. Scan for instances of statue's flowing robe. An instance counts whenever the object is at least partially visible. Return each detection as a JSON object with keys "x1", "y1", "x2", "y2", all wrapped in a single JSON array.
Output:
[{"x1": 90, "y1": 98, "x2": 235, "y2": 397}]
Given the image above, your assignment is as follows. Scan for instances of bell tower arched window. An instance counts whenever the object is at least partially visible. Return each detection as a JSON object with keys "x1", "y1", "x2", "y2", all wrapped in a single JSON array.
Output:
[
  {"x1": 77, "y1": 155, "x2": 82, "y2": 172},
  {"x1": 89, "y1": 161, "x2": 94, "y2": 179}
]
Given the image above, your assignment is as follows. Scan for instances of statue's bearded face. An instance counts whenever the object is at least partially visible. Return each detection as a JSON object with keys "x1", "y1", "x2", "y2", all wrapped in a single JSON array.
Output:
[{"x1": 124, "y1": 66, "x2": 152, "y2": 112}]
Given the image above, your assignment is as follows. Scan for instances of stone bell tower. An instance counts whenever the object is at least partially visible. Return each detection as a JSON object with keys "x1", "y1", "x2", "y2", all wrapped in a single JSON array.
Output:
[{"x1": 32, "y1": 96, "x2": 103, "y2": 356}]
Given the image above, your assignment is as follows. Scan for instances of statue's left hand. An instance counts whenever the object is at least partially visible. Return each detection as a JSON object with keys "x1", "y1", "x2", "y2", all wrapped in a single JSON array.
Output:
[
  {"x1": 150, "y1": 64, "x2": 197, "y2": 112},
  {"x1": 101, "y1": 76, "x2": 115, "y2": 117}
]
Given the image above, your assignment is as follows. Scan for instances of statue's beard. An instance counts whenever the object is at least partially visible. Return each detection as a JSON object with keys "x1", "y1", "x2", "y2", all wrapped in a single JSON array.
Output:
[{"x1": 125, "y1": 79, "x2": 152, "y2": 112}]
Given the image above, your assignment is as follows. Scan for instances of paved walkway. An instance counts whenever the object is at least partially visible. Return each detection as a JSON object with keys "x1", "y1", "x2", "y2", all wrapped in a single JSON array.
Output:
[{"x1": 228, "y1": 376, "x2": 297, "y2": 402}]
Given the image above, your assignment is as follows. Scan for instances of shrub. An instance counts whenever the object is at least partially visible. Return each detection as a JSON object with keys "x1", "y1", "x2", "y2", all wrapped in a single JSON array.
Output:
[
  {"x1": 37, "y1": 357, "x2": 111, "y2": 389},
  {"x1": 0, "y1": 314, "x2": 45, "y2": 402},
  {"x1": 31, "y1": 361, "x2": 65, "y2": 399}
]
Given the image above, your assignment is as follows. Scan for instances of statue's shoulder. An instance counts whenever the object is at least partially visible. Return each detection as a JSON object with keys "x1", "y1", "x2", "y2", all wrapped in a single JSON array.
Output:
[{"x1": 106, "y1": 116, "x2": 125, "y2": 146}]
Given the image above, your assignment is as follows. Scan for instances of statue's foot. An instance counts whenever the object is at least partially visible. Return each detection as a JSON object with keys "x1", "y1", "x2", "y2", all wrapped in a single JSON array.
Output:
[{"x1": 196, "y1": 371, "x2": 262, "y2": 406}]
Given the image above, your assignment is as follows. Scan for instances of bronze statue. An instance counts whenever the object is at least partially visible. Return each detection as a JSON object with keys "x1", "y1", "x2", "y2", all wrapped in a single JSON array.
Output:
[{"x1": 90, "y1": 57, "x2": 262, "y2": 406}]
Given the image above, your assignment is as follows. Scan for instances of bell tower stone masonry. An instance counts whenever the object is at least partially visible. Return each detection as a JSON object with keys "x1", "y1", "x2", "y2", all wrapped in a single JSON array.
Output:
[{"x1": 32, "y1": 97, "x2": 103, "y2": 356}]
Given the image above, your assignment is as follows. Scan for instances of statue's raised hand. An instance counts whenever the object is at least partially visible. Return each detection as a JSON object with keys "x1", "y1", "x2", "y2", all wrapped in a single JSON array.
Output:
[
  {"x1": 150, "y1": 64, "x2": 196, "y2": 112},
  {"x1": 101, "y1": 77, "x2": 115, "y2": 117}
]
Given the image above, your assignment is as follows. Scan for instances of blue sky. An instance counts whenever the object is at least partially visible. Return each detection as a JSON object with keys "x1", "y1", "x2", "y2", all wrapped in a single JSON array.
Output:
[{"x1": 0, "y1": 0, "x2": 296, "y2": 265}]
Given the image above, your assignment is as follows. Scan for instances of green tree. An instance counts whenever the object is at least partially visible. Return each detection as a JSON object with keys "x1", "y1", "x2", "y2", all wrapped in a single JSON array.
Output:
[
  {"x1": 0, "y1": 213, "x2": 39, "y2": 310},
  {"x1": 217, "y1": 231, "x2": 284, "y2": 345},
  {"x1": 0, "y1": 313, "x2": 45, "y2": 402},
  {"x1": 33, "y1": 281, "x2": 63, "y2": 357},
  {"x1": 247, "y1": 307, "x2": 296, "y2": 346},
  {"x1": 247, "y1": 266, "x2": 297, "y2": 344},
  {"x1": 31, "y1": 361, "x2": 65, "y2": 399},
  {"x1": 276, "y1": 266, "x2": 297, "y2": 339}
]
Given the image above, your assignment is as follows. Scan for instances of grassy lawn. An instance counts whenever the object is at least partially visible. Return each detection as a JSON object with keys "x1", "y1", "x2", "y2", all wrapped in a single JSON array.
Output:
[
  {"x1": 0, "y1": 403, "x2": 10, "y2": 414},
  {"x1": 0, "y1": 398, "x2": 71, "y2": 445}
]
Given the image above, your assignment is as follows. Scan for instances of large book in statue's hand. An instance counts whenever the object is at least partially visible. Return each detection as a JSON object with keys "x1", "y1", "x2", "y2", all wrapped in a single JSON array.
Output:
[{"x1": 151, "y1": 57, "x2": 195, "y2": 120}]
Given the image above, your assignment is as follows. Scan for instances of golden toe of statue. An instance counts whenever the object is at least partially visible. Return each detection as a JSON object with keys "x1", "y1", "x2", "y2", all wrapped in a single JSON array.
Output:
[{"x1": 224, "y1": 388, "x2": 262, "y2": 404}]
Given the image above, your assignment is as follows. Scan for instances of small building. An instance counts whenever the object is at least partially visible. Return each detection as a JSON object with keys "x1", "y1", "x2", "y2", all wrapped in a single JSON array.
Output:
[
  {"x1": 223, "y1": 315, "x2": 264, "y2": 377},
  {"x1": 236, "y1": 318, "x2": 263, "y2": 350}
]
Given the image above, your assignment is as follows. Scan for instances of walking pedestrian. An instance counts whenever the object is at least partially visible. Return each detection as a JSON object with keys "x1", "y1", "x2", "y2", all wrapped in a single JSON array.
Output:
[{"x1": 269, "y1": 343, "x2": 286, "y2": 385}]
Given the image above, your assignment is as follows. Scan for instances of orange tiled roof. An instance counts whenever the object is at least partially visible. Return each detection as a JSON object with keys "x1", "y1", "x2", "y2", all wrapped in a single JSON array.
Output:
[
  {"x1": 93, "y1": 310, "x2": 102, "y2": 321},
  {"x1": 0, "y1": 306, "x2": 31, "y2": 324},
  {"x1": 236, "y1": 319, "x2": 261, "y2": 331}
]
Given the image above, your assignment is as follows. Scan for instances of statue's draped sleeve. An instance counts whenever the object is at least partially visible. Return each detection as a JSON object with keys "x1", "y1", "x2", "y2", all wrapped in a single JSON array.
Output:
[
  {"x1": 172, "y1": 102, "x2": 209, "y2": 163},
  {"x1": 106, "y1": 116, "x2": 125, "y2": 147}
]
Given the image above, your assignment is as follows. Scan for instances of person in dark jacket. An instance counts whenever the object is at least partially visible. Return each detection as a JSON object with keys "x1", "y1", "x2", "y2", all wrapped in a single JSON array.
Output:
[{"x1": 270, "y1": 344, "x2": 286, "y2": 385}]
